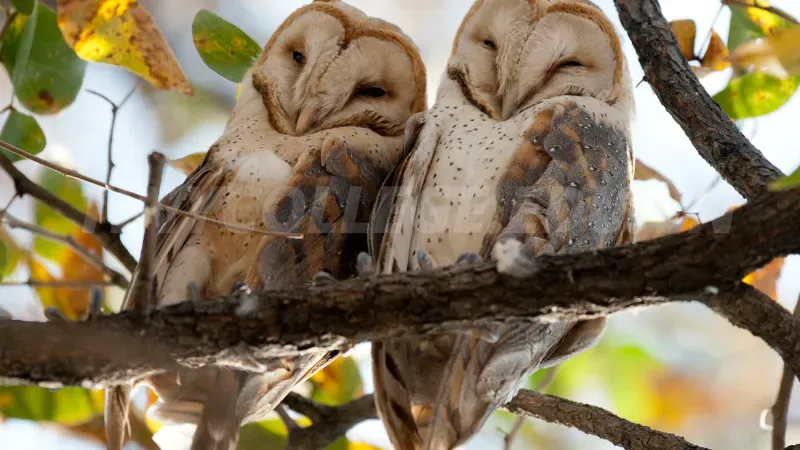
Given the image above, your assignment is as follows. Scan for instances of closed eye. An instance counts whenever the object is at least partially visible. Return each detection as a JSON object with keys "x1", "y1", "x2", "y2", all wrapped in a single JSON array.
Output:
[
  {"x1": 358, "y1": 86, "x2": 388, "y2": 98},
  {"x1": 483, "y1": 39, "x2": 497, "y2": 50},
  {"x1": 559, "y1": 59, "x2": 584, "y2": 68}
]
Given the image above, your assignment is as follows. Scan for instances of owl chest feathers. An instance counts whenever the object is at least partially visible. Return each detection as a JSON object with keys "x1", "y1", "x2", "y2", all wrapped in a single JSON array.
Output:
[{"x1": 408, "y1": 100, "x2": 539, "y2": 266}]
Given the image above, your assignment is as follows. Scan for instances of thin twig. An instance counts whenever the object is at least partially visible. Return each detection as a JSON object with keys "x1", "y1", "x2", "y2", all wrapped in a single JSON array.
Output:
[
  {"x1": 2, "y1": 213, "x2": 129, "y2": 288},
  {"x1": 87, "y1": 83, "x2": 139, "y2": 223},
  {"x1": 117, "y1": 211, "x2": 143, "y2": 229},
  {"x1": 721, "y1": 0, "x2": 799, "y2": 25},
  {"x1": 1, "y1": 280, "x2": 118, "y2": 288},
  {"x1": 276, "y1": 405, "x2": 300, "y2": 431},
  {"x1": 771, "y1": 295, "x2": 800, "y2": 450},
  {"x1": 129, "y1": 153, "x2": 165, "y2": 312},
  {"x1": 0, "y1": 140, "x2": 301, "y2": 239},
  {"x1": 0, "y1": 152, "x2": 137, "y2": 271}
]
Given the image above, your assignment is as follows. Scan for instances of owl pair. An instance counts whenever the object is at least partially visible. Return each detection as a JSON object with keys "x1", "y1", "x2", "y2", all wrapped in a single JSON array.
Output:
[{"x1": 106, "y1": 1, "x2": 636, "y2": 449}]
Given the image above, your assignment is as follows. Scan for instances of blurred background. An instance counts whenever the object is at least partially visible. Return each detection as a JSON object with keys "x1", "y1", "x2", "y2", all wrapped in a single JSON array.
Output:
[{"x1": 0, "y1": 0, "x2": 798, "y2": 449}]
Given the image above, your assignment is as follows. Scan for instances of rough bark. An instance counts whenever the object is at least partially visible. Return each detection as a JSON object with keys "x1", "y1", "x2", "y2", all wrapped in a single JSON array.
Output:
[
  {"x1": 614, "y1": 0, "x2": 784, "y2": 199},
  {"x1": 0, "y1": 188, "x2": 798, "y2": 387}
]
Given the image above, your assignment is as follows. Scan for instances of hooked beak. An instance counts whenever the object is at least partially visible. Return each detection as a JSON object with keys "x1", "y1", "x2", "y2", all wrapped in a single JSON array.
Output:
[
  {"x1": 295, "y1": 106, "x2": 318, "y2": 136},
  {"x1": 501, "y1": 97, "x2": 518, "y2": 122}
]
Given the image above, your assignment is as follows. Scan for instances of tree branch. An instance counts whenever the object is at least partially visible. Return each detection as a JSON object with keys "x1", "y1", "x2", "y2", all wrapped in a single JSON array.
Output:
[
  {"x1": 283, "y1": 393, "x2": 378, "y2": 450},
  {"x1": 506, "y1": 390, "x2": 708, "y2": 450},
  {"x1": 0, "y1": 188, "x2": 798, "y2": 387},
  {"x1": 1, "y1": 212, "x2": 129, "y2": 288},
  {"x1": 771, "y1": 296, "x2": 800, "y2": 450},
  {"x1": 614, "y1": 0, "x2": 784, "y2": 199},
  {"x1": 0, "y1": 152, "x2": 138, "y2": 272}
]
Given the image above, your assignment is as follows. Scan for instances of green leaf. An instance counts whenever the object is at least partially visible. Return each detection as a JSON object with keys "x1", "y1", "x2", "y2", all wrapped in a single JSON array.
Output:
[
  {"x1": 0, "y1": 4, "x2": 87, "y2": 114},
  {"x1": 728, "y1": 5, "x2": 796, "y2": 51},
  {"x1": 12, "y1": 0, "x2": 36, "y2": 15},
  {"x1": 0, "y1": 386, "x2": 96, "y2": 424},
  {"x1": 770, "y1": 165, "x2": 800, "y2": 190},
  {"x1": 713, "y1": 73, "x2": 800, "y2": 119},
  {"x1": 33, "y1": 170, "x2": 86, "y2": 260},
  {"x1": 0, "y1": 109, "x2": 46, "y2": 162},
  {"x1": 192, "y1": 10, "x2": 261, "y2": 83},
  {"x1": 238, "y1": 419, "x2": 287, "y2": 450},
  {"x1": 310, "y1": 357, "x2": 363, "y2": 406}
]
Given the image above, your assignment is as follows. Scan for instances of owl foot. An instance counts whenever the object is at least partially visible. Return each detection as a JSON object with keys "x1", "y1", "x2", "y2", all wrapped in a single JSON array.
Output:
[
  {"x1": 456, "y1": 252, "x2": 483, "y2": 265},
  {"x1": 493, "y1": 240, "x2": 537, "y2": 278},
  {"x1": 312, "y1": 270, "x2": 337, "y2": 286},
  {"x1": 356, "y1": 252, "x2": 376, "y2": 279},
  {"x1": 415, "y1": 249, "x2": 436, "y2": 271}
]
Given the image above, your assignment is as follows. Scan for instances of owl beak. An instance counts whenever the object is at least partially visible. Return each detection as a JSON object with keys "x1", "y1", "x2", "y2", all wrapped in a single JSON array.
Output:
[
  {"x1": 295, "y1": 106, "x2": 318, "y2": 136},
  {"x1": 501, "y1": 97, "x2": 519, "y2": 122}
]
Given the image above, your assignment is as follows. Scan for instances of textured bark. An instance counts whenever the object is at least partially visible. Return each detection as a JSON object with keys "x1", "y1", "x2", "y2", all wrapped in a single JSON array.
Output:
[
  {"x1": 0, "y1": 188, "x2": 798, "y2": 387},
  {"x1": 507, "y1": 391, "x2": 708, "y2": 450},
  {"x1": 614, "y1": 0, "x2": 784, "y2": 199}
]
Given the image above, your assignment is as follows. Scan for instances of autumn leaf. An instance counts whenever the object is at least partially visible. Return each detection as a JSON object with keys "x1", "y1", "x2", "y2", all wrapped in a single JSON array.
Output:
[
  {"x1": 731, "y1": 26, "x2": 800, "y2": 78},
  {"x1": 57, "y1": 202, "x2": 104, "y2": 318},
  {"x1": 669, "y1": 20, "x2": 696, "y2": 61},
  {"x1": 700, "y1": 31, "x2": 730, "y2": 72},
  {"x1": 0, "y1": 386, "x2": 98, "y2": 425},
  {"x1": 192, "y1": 10, "x2": 261, "y2": 83},
  {"x1": 634, "y1": 160, "x2": 681, "y2": 203},
  {"x1": 0, "y1": 227, "x2": 26, "y2": 277},
  {"x1": 635, "y1": 216, "x2": 698, "y2": 243},
  {"x1": 57, "y1": 0, "x2": 193, "y2": 95},
  {"x1": 743, "y1": 257, "x2": 784, "y2": 300},
  {"x1": 168, "y1": 152, "x2": 206, "y2": 176},
  {"x1": 0, "y1": 4, "x2": 87, "y2": 114},
  {"x1": 714, "y1": 72, "x2": 800, "y2": 119},
  {"x1": 310, "y1": 357, "x2": 363, "y2": 406}
]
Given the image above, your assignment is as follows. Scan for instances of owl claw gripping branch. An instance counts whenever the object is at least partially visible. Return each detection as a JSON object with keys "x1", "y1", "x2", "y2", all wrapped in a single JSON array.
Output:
[{"x1": 105, "y1": 2, "x2": 425, "y2": 449}]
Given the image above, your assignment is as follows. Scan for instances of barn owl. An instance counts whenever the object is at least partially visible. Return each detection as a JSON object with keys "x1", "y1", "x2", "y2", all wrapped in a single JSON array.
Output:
[
  {"x1": 104, "y1": 2, "x2": 426, "y2": 449},
  {"x1": 370, "y1": 0, "x2": 635, "y2": 448}
]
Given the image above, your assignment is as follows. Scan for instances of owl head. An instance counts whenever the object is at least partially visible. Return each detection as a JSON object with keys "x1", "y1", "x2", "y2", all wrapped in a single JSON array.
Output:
[
  {"x1": 447, "y1": 0, "x2": 632, "y2": 121},
  {"x1": 251, "y1": 0, "x2": 427, "y2": 137}
]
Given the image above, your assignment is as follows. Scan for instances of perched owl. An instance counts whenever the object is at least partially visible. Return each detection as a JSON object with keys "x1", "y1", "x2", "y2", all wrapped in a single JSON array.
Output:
[
  {"x1": 370, "y1": 0, "x2": 635, "y2": 448},
  {"x1": 104, "y1": 2, "x2": 426, "y2": 449}
]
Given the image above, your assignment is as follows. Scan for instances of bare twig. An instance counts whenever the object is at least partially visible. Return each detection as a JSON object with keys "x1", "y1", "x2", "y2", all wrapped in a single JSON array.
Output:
[
  {"x1": 770, "y1": 295, "x2": 800, "y2": 450},
  {"x1": 0, "y1": 140, "x2": 301, "y2": 239},
  {"x1": 87, "y1": 84, "x2": 139, "y2": 224},
  {"x1": 116, "y1": 211, "x2": 143, "y2": 229},
  {"x1": 0, "y1": 188, "x2": 798, "y2": 387},
  {"x1": 0, "y1": 152, "x2": 137, "y2": 271},
  {"x1": 506, "y1": 390, "x2": 708, "y2": 450},
  {"x1": 1, "y1": 213, "x2": 129, "y2": 288},
  {"x1": 1, "y1": 280, "x2": 118, "y2": 288},
  {"x1": 614, "y1": 0, "x2": 784, "y2": 199},
  {"x1": 721, "y1": 0, "x2": 799, "y2": 25},
  {"x1": 129, "y1": 152, "x2": 165, "y2": 312},
  {"x1": 505, "y1": 367, "x2": 558, "y2": 450}
]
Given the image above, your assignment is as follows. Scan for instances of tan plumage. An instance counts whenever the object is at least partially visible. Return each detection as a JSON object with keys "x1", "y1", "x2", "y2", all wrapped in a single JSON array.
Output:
[
  {"x1": 370, "y1": 1, "x2": 635, "y2": 448},
  {"x1": 104, "y1": 2, "x2": 425, "y2": 449}
]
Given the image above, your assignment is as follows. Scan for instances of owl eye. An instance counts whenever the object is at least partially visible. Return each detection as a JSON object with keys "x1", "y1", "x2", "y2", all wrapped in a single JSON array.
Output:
[
  {"x1": 483, "y1": 39, "x2": 497, "y2": 50},
  {"x1": 358, "y1": 86, "x2": 388, "y2": 98},
  {"x1": 292, "y1": 50, "x2": 306, "y2": 64},
  {"x1": 559, "y1": 59, "x2": 584, "y2": 68}
]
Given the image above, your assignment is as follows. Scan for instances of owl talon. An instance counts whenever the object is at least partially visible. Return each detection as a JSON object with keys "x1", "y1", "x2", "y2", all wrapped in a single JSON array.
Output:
[
  {"x1": 356, "y1": 252, "x2": 375, "y2": 279},
  {"x1": 44, "y1": 307, "x2": 71, "y2": 322},
  {"x1": 187, "y1": 281, "x2": 201, "y2": 302},
  {"x1": 416, "y1": 249, "x2": 435, "y2": 271},
  {"x1": 312, "y1": 271, "x2": 337, "y2": 286},
  {"x1": 456, "y1": 252, "x2": 482, "y2": 265}
]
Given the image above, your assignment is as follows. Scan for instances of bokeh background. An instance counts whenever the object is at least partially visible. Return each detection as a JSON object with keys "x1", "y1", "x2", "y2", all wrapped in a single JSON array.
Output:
[{"x1": 0, "y1": 0, "x2": 799, "y2": 449}]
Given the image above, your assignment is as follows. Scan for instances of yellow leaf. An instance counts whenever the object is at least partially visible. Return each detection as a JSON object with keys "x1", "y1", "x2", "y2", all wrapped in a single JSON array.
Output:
[
  {"x1": 0, "y1": 391, "x2": 14, "y2": 409},
  {"x1": 730, "y1": 38, "x2": 788, "y2": 78},
  {"x1": 633, "y1": 159, "x2": 682, "y2": 203},
  {"x1": 57, "y1": 0, "x2": 193, "y2": 95},
  {"x1": 58, "y1": 203, "x2": 104, "y2": 318},
  {"x1": 700, "y1": 31, "x2": 731, "y2": 71},
  {"x1": 669, "y1": 20, "x2": 697, "y2": 61},
  {"x1": 29, "y1": 257, "x2": 78, "y2": 318},
  {"x1": 168, "y1": 152, "x2": 207, "y2": 176},
  {"x1": 650, "y1": 373, "x2": 718, "y2": 431},
  {"x1": 348, "y1": 443, "x2": 382, "y2": 450},
  {"x1": 743, "y1": 257, "x2": 785, "y2": 300},
  {"x1": 635, "y1": 216, "x2": 698, "y2": 243},
  {"x1": 145, "y1": 389, "x2": 163, "y2": 433},
  {"x1": 768, "y1": 26, "x2": 800, "y2": 76}
]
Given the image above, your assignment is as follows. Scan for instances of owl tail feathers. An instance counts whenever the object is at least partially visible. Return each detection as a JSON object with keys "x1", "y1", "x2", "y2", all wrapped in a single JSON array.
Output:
[
  {"x1": 105, "y1": 384, "x2": 132, "y2": 450},
  {"x1": 373, "y1": 339, "x2": 495, "y2": 450},
  {"x1": 190, "y1": 369, "x2": 244, "y2": 450}
]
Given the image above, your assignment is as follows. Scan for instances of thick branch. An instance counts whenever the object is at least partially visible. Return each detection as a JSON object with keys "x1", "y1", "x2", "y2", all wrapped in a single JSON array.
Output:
[
  {"x1": 0, "y1": 153, "x2": 137, "y2": 271},
  {"x1": 283, "y1": 394, "x2": 378, "y2": 450},
  {"x1": 614, "y1": 0, "x2": 784, "y2": 198},
  {"x1": 507, "y1": 391, "x2": 707, "y2": 450},
  {"x1": 0, "y1": 188, "x2": 798, "y2": 387}
]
